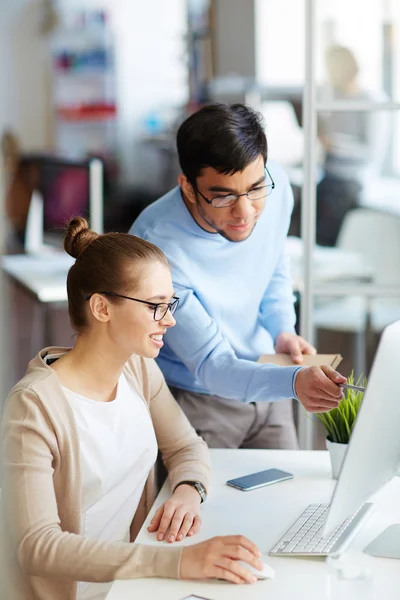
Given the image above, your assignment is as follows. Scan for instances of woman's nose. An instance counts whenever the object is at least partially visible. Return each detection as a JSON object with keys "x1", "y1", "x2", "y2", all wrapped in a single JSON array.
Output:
[{"x1": 161, "y1": 309, "x2": 176, "y2": 328}]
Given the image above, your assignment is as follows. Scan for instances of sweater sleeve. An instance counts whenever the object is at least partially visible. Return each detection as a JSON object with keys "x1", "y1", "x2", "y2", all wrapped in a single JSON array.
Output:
[
  {"x1": 141, "y1": 357, "x2": 211, "y2": 492},
  {"x1": 1, "y1": 389, "x2": 182, "y2": 582},
  {"x1": 154, "y1": 286, "x2": 301, "y2": 402}
]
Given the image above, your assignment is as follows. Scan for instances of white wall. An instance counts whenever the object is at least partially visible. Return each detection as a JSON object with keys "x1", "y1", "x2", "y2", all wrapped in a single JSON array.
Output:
[
  {"x1": 213, "y1": 0, "x2": 256, "y2": 78},
  {"x1": 112, "y1": 0, "x2": 188, "y2": 184},
  {"x1": 58, "y1": 0, "x2": 189, "y2": 185},
  {"x1": 255, "y1": 0, "x2": 304, "y2": 87},
  {"x1": 255, "y1": 0, "x2": 383, "y2": 89},
  {"x1": 0, "y1": 0, "x2": 188, "y2": 185},
  {"x1": 0, "y1": 0, "x2": 52, "y2": 150}
]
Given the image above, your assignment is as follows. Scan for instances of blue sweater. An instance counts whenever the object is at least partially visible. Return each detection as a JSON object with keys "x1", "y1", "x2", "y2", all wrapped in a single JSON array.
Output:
[{"x1": 131, "y1": 160, "x2": 302, "y2": 403}]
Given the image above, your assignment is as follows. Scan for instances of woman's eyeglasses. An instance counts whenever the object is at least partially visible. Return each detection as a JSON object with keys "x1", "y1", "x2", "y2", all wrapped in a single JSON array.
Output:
[{"x1": 85, "y1": 291, "x2": 180, "y2": 322}]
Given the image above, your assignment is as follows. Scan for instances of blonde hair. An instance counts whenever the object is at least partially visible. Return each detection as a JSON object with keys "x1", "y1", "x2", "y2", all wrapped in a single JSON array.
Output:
[{"x1": 325, "y1": 45, "x2": 359, "y2": 89}]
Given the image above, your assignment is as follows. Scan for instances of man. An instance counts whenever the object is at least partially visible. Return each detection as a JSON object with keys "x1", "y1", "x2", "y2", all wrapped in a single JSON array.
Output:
[
  {"x1": 130, "y1": 103, "x2": 345, "y2": 449},
  {"x1": 317, "y1": 45, "x2": 389, "y2": 246}
]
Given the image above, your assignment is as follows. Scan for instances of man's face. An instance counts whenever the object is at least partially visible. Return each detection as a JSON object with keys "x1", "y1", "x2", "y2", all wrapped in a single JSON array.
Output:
[{"x1": 181, "y1": 155, "x2": 267, "y2": 243}]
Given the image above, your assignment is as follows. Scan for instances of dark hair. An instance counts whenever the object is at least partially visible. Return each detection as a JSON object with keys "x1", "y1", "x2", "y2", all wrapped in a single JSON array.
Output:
[
  {"x1": 177, "y1": 103, "x2": 267, "y2": 183},
  {"x1": 64, "y1": 217, "x2": 168, "y2": 332}
]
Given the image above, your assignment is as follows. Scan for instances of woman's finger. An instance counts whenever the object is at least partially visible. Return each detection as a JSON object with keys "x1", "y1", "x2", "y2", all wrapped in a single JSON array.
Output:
[
  {"x1": 167, "y1": 508, "x2": 188, "y2": 542},
  {"x1": 187, "y1": 515, "x2": 202, "y2": 537},
  {"x1": 147, "y1": 504, "x2": 164, "y2": 531},
  {"x1": 176, "y1": 513, "x2": 195, "y2": 541},
  {"x1": 157, "y1": 506, "x2": 176, "y2": 541},
  {"x1": 214, "y1": 557, "x2": 256, "y2": 584}
]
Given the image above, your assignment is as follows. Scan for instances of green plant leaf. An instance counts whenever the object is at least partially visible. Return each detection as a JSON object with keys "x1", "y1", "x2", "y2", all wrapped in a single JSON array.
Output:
[{"x1": 315, "y1": 370, "x2": 366, "y2": 444}]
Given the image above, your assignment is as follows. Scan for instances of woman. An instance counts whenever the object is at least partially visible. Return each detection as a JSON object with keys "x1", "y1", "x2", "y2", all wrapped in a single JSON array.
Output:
[{"x1": 1, "y1": 217, "x2": 263, "y2": 600}]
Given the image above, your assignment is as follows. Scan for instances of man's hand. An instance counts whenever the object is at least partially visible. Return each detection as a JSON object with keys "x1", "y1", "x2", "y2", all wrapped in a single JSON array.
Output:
[
  {"x1": 275, "y1": 331, "x2": 317, "y2": 365},
  {"x1": 147, "y1": 484, "x2": 202, "y2": 543},
  {"x1": 295, "y1": 365, "x2": 347, "y2": 413}
]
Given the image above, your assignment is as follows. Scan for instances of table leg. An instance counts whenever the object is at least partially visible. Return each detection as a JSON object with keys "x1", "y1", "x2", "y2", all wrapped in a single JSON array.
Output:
[{"x1": 31, "y1": 301, "x2": 47, "y2": 355}]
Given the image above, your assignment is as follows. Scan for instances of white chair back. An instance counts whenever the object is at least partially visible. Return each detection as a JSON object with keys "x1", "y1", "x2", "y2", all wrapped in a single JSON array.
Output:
[{"x1": 337, "y1": 208, "x2": 400, "y2": 287}]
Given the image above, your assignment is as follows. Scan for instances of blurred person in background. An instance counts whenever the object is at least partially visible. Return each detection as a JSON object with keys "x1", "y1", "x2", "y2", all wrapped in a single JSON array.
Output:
[
  {"x1": 0, "y1": 217, "x2": 267, "y2": 600},
  {"x1": 317, "y1": 44, "x2": 389, "y2": 246},
  {"x1": 131, "y1": 103, "x2": 346, "y2": 451}
]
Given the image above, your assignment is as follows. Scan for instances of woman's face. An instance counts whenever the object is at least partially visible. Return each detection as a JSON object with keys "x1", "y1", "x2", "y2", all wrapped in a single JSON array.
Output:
[{"x1": 106, "y1": 260, "x2": 177, "y2": 359}]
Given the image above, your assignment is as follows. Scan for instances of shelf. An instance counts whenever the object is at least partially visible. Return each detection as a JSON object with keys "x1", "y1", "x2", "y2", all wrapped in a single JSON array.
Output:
[{"x1": 56, "y1": 104, "x2": 117, "y2": 122}]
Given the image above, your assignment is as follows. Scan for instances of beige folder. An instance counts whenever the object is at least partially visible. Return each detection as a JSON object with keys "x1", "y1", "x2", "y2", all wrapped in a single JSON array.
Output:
[{"x1": 258, "y1": 353, "x2": 343, "y2": 369}]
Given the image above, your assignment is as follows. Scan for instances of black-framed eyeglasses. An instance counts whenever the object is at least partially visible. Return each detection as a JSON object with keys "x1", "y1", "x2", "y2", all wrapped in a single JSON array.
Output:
[
  {"x1": 194, "y1": 166, "x2": 275, "y2": 208},
  {"x1": 85, "y1": 291, "x2": 180, "y2": 322}
]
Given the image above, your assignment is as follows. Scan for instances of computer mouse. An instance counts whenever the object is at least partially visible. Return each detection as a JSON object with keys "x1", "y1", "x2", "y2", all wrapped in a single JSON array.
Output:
[{"x1": 237, "y1": 560, "x2": 275, "y2": 579}]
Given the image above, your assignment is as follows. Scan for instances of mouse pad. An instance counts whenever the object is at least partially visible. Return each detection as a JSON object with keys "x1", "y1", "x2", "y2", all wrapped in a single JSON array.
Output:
[{"x1": 364, "y1": 524, "x2": 400, "y2": 558}]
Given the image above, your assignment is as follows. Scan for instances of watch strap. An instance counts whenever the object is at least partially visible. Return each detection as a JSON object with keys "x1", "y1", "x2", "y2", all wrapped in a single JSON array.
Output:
[{"x1": 174, "y1": 480, "x2": 206, "y2": 503}]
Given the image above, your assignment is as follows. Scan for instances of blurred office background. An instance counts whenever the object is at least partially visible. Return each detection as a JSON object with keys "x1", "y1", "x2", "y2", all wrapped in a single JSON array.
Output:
[{"x1": 1, "y1": 0, "x2": 400, "y2": 447}]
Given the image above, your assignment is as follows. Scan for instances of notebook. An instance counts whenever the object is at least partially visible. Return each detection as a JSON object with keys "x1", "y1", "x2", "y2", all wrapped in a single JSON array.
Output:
[{"x1": 258, "y1": 354, "x2": 343, "y2": 369}]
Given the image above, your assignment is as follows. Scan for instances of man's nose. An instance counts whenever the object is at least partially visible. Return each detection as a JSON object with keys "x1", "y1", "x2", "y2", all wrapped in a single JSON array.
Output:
[{"x1": 231, "y1": 195, "x2": 254, "y2": 219}]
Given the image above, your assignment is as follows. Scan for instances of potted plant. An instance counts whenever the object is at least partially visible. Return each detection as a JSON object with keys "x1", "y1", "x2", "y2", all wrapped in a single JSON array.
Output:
[{"x1": 315, "y1": 372, "x2": 366, "y2": 479}]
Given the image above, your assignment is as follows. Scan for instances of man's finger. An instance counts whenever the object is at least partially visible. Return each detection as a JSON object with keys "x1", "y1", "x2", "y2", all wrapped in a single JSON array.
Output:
[
  {"x1": 314, "y1": 382, "x2": 343, "y2": 399},
  {"x1": 289, "y1": 340, "x2": 303, "y2": 364},
  {"x1": 321, "y1": 365, "x2": 347, "y2": 383},
  {"x1": 300, "y1": 341, "x2": 317, "y2": 355},
  {"x1": 307, "y1": 397, "x2": 341, "y2": 411}
]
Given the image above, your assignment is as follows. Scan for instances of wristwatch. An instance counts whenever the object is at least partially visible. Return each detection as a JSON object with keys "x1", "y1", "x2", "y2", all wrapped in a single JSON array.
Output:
[{"x1": 175, "y1": 481, "x2": 207, "y2": 503}]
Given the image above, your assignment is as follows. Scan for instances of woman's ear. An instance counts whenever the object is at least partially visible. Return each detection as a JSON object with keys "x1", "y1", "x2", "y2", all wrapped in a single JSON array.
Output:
[
  {"x1": 89, "y1": 294, "x2": 111, "y2": 323},
  {"x1": 178, "y1": 174, "x2": 196, "y2": 204}
]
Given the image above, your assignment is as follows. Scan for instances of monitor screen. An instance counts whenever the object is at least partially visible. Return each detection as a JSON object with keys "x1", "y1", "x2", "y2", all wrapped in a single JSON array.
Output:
[
  {"x1": 40, "y1": 158, "x2": 91, "y2": 234},
  {"x1": 23, "y1": 155, "x2": 103, "y2": 253},
  {"x1": 322, "y1": 319, "x2": 400, "y2": 537}
]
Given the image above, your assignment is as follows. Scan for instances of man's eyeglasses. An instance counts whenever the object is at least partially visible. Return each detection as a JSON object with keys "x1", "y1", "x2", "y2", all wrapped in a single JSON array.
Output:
[
  {"x1": 194, "y1": 166, "x2": 275, "y2": 209},
  {"x1": 85, "y1": 291, "x2": 180, "y2": 322}
]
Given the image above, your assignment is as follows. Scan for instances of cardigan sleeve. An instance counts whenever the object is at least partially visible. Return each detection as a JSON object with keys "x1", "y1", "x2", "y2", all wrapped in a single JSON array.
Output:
[
  {"x1": 140, "y1": 357, "x2": 211, "y2": 493},
  {"x1": 1, "y1": 388, "x2": 183, "y2": 582}
]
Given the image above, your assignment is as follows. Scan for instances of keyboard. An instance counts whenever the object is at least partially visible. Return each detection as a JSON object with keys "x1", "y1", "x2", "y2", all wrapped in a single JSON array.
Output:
[{"x1": 269, "y1": 502, "x2": 374, "y2": 557}]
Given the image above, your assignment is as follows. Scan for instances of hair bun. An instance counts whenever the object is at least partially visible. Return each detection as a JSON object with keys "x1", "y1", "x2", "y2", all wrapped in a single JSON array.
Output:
[{"x1": 64, "y1": 217, "x2": 99, "y2": 259}]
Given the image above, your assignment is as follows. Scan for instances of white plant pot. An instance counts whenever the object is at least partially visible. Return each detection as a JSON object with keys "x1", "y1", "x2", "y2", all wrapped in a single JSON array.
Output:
[{"x1": 326, "y1": 438, "x2": 348, "y2": 479}]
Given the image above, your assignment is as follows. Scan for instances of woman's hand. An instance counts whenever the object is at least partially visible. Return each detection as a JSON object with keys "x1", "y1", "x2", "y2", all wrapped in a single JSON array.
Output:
[
  {"x1": 180, "y1": 535, "x2": 263, "y2": 584},
  {"x1": 147, "y1": 484, "x2": 202, "y2": 543}
]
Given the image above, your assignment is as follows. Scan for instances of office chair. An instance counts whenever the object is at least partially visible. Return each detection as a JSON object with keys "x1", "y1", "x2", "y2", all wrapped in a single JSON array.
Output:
[{"x1": 313, "y1": 208, "x2": 400, "y2": 375}]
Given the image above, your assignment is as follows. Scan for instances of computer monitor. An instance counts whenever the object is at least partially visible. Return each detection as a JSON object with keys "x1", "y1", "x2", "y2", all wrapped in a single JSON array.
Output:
[
  {"x1": 322, "y1": 319, "x2": 400, "y2": 556},
  {"x1": 25, "y1": 157, "x2": 103, "y2": 254}
]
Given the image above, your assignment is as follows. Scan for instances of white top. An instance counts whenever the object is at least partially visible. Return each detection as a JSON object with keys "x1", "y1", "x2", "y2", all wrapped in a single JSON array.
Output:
[{"x1": 62, "y1": 372, "x2": 158, "y2": 600}]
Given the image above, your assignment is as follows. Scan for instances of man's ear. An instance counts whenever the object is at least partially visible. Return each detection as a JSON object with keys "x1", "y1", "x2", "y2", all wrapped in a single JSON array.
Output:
[
  {"x1": 89, "y1": 294, "x2": 111, "y2": 323},
  {"x1": 178, "y1": 174, "x2": 196, "y2": 204}
]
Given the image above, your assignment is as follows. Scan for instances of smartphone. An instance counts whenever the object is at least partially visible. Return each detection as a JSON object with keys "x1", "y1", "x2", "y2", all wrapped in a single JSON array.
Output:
[{"x1": 226, "y1": 468, "x2": 294, "y2": 491}]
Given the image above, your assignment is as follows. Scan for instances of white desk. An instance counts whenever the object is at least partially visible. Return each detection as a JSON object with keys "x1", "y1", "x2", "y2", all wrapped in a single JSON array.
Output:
[
  {"x1": 1, "y1": 243, "x2": 372, "y2": 353},
  {"x1": 2, "y1": 239, "x2": 371, "y2": 303},
  {"x1": 108, "y1": 450, "x2": 400, "y2": 600},
  {"x1": 2, "y1": 253, "x2": 74, "y2": 352},
  {"x1": 2, "y1": 253, "x2": 74, "y2": 303}
]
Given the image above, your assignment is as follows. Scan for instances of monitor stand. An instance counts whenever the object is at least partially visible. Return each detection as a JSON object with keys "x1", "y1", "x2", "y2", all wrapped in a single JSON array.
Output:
[
  {"x1": 25, "y1": 190, "x2": 45, "y2": 254},
  {"x1": 364, "y1": 524, "x2": 400, "y2": 559}
]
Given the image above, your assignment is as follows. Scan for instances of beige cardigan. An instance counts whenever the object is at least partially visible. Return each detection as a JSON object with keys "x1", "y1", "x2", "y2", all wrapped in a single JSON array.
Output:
[{"x1": 0, "y1": 348, "x2": 210, "y2": 600}]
